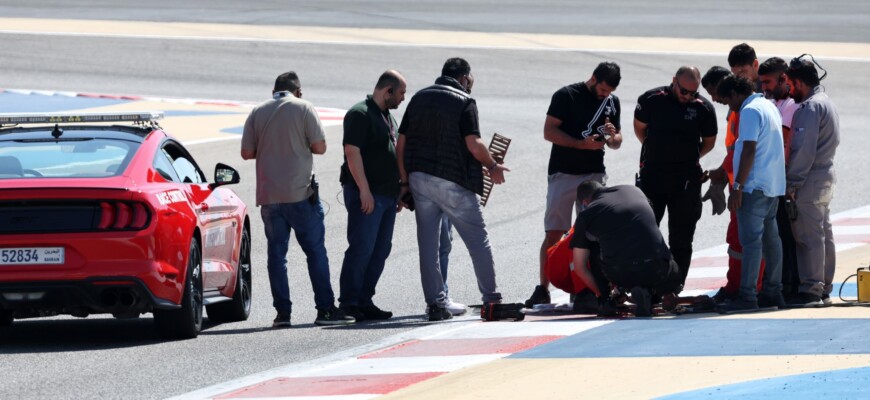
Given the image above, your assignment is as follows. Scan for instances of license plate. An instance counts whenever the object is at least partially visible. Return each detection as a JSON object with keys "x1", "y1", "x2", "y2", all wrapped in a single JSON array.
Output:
[{"x1": 0, "y1": 247, "x2": 64, "y2": 265}]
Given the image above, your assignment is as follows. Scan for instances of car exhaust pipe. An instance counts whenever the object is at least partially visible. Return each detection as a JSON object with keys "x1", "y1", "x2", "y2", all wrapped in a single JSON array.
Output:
[
  {"x1": 101, "y1": 289, "x2": 119, "y2": 308},
  {"x1": 118, "y1": 290, "x2": 138, "y2": 307}
]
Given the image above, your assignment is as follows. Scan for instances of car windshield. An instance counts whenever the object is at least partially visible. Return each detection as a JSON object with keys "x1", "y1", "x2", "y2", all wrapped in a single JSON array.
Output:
[{"x1": 0, "y1": 138, "x2": 139, "y2": 179}]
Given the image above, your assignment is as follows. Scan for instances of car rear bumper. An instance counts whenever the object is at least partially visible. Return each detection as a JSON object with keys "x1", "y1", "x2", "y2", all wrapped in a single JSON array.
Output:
[{"x1": 0, "y1": 277, "x2": 180, "y2": 319}]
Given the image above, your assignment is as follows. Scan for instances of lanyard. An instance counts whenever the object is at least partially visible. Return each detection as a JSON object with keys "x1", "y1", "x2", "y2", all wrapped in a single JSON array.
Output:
[{"x1": 381, "y1": 112, "x2": 396, "y2": 145}]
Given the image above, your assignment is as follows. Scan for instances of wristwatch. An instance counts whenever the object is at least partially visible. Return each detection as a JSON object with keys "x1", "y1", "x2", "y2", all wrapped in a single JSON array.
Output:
[{"x1": 732, "y1": 182, "x2": 743, "y2": 192}]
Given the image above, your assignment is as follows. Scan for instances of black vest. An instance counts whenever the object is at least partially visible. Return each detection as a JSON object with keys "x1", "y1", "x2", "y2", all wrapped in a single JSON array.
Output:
[{"x1": 403, "y1": 76, "x2": 484, "y2": 194}]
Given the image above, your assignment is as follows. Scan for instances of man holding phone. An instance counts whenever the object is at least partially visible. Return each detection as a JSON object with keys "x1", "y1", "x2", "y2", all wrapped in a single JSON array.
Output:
[{"x1": 525, "y1": 62, "x2": 623, "y2": 309}]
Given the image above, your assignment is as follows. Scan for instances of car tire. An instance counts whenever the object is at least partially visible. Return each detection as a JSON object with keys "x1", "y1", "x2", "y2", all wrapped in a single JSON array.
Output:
[
  {"x1": 154, "y1": 239, "x2": 203, "y2": 339},
  {"x1": 0, "y1": 310, "x2": 12, "y2": 327},
  {"x1": 207, "y1": 226, "x2": 252, "y2": 322}
]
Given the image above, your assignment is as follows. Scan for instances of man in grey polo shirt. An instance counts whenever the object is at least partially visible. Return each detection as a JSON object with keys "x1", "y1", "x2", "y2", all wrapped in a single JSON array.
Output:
[
  {"x1": 241, "y1": 71, "x2": 354, "y2": 327},
  {"x1": 784, "y1": 56, "x2": 840, "y2": 307}
]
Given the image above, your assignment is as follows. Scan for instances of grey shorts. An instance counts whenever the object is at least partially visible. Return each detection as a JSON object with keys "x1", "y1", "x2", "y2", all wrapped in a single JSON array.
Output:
[{"x1": 544, "y1": 172, "x2": 607, "y2": 232}]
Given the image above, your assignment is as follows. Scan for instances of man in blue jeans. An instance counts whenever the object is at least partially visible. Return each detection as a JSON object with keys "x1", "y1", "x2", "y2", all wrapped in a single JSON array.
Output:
[
  {"x1": 397, "y1": 57, "x2": 508, "y2": 321},
  {"x1": 717, "y1": 75, "x2": 787, "y2": 313},
  {"x1": 242, "y1": 71, "x2": 354, "y2": 327},
  {"x1": 338, "y1": 70, "x2": 407, "y2": 321}
]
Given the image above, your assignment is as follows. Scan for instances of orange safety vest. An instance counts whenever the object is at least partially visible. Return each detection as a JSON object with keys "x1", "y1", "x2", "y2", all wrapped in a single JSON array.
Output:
[{"x1": 722, "y1": 110, "x2": 740, "y2": 184}]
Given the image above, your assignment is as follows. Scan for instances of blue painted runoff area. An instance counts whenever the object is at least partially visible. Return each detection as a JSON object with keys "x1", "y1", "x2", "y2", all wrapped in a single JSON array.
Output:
[
  {"x1": 658, "y1": 365, "x2": 870, "y2": 399},
  {"x1": 511, "y1": 318, "x2": 870, "y2": 358},
  {"x1": 0, "y1": 92, "x2": 128, "y2": 113},
  {"x1": 832, "y1": 282, "x2": 858, "y2": 299}
]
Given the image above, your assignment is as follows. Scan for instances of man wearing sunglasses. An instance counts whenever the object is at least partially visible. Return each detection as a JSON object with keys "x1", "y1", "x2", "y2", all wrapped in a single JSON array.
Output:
[
  {"x1": 634, "y1": 66, "x2": 718, "y2": 290},
  {"x1": 783, "y1": 56, "x2": 840, "y2": 307}
]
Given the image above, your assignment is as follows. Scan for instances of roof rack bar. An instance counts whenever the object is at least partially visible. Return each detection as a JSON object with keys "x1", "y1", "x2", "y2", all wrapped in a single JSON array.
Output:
[{"x1": 0, "y1": 111, "x2": 164, "y2": 125}]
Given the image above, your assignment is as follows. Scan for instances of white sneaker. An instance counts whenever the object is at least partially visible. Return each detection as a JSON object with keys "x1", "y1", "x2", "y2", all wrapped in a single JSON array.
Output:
[{"x1": 444, "y1": 298, "x2": 467, "y2": 316}]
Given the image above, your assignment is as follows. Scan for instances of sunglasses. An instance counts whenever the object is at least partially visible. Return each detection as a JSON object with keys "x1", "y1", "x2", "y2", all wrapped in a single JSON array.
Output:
[{"x1": 674, "y1": 80, "x2": 699, "y2": 98}]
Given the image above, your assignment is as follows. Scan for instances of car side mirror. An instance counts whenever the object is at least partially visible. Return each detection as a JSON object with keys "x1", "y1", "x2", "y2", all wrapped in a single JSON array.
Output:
[{"x1": 210, "y1": 163, "x2": 240, "y2": 189}]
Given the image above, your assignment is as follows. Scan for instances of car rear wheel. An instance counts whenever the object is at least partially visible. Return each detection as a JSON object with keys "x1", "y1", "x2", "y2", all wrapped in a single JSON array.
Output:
[
  {"x1": 207, "y1": 226, "x2": 252, "y2": 322},
  {"x1": 154, "y1": 239, "x2": 203, "y2": 339}
]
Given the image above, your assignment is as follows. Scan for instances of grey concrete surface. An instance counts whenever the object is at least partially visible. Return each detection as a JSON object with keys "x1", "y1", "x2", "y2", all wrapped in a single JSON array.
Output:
[
  {"x1": 1, "y1": 0, "x2": 870, "y2": 43},
  {"x1": 0, "y1": 3, "x2": 869, "y2": 399}
]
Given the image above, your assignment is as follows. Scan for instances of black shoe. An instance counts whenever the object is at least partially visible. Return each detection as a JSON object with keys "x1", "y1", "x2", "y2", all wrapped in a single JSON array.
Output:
[
  {"x1": 786, "y1": 292, "x2": 823, "y2": 308},
  {"x1": 339, "y1": 305, "x2": 366, "y2": 322},
  {"x1": 821, "y1": 293, "x2": 833, "y2": 306},
  {"x1": 524, "y1": 285, "x2": 551, "y2": 308},
  {"x1": 272, "y1": 313, "x2": 291, "y2": 328},
  {"x1": 712, "y1": 287, "x2": 736, "y2": 305},
  {"x1": 631, "y1": 287, "x2": 653, "y2": 317},
  {"x1": 315, "y1": 306, "x2": 356, "y2": 326},
  {"x1": 717, "y1": 298, "x2": 760, "y2": 314},
  {"x1": 427, "y1": 304, "x2": 453, "y2": 321},
  {"x1": 572, "y1": 290, "x2": 598, "y2": 314},
  {"x1": 758, "y1": 292, "x2": 787, "y2": 309},
  {"x1": 597, "y1": 296, "x2": 618, "y2": 317},
  {"x1": 360, "y1": 304, "x2": 393, "y2": 320}
]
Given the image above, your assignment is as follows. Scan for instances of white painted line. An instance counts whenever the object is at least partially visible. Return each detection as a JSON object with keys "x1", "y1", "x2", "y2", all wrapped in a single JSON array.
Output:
[
  {"x1": 296, "y1": 354, "x2": 506, "y2": 377},
  {"x1": 834, "y1": 225, "x2": 870, "y2": 235},
  {"x1": 687, "y1": 266, "x2": 729, "y2": 279},
  {"x1": 182, "y1": 136, "x2": 242, "y2": 146}
]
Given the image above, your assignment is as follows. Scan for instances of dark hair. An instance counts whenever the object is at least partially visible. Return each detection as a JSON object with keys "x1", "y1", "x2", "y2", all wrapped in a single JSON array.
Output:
[
  {"x1": 274, "y1": 71, "x2": 301, "y2": 92},
  {"x1": 786, "y1": 57, "x2": 822, "y2": 87},
  {"x1": 592, "y1": 62, "x2": 621, "y2": 87},
  {"x1": 576, "y1": 180, "x2": 603, "y2": 203},
  {"x1": 375, "y1": 70, "x2": 404, "y2": 90},
  {"x1": 716, "y1": 75, "x2": 755, "y2": 99},
  {"x1": 441, "y1": 57, "x2": 471, "y2": 80},
  {"x1": 728, "y1": 43, "x2": 757, "y2": 67},
  {"x1": 758, "y1": 57, "x2": 788, "y2": 76},
  {"x1": 701, "y1": 66, "x2": 731, "y2": 89}
]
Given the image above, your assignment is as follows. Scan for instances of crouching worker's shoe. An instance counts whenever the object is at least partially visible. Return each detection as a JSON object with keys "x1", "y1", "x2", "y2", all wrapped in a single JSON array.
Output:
[
  {"x1": 630, "y1": 287, "x2": 653, "y2": 317},
  {"x1": 360, "y1": 304, "x2": 393, "y2": 320},
  {"x1": 597, "y1": 296, "x2": 618, "y2": 317},
  {"x1": 758, "y1": 292, "x2": 787, "y2": 309},
  {"x1": 524, "y1": 285, "x2": 551, "y2": 308},
  {"x1": 572, "y1": 290, "x2": 599, "y2": 314}
]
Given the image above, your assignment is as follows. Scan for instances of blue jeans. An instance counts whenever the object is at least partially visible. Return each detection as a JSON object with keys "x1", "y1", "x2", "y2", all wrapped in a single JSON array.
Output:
[
  {"x1": 409, "y1": 172, "x2": 502, "y2": 306},
  {"x1": 736, "y1": 190, "x2": 783, "y2": 301},
  {"x1": 440, "y1": 217, "x2": 453, "y2": 295},
  {"x1": 338, "y1": 185, "x2": 397, "y2": 307},
  {"x1": 260, "y1": 200, "x2": 335, "y2": 313}
]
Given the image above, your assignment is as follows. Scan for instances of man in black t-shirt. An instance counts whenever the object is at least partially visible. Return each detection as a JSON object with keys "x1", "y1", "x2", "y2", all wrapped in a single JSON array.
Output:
[
  {"x1": 633, "y1": 66, "x2": 718, "y2": 289},
  {"x1": 525, "y1": 62, "x2": 624, "y2": 309},
  {"x1": 337, "y1": 70, "x2": 407, "y2": 321},
  {"x1": 569, "y1": 181, "x2": 682, "y2": 317}
]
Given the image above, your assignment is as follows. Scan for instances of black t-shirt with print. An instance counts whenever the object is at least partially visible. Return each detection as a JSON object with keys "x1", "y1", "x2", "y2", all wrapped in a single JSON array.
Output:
[{"x1": 546, "y1": 82, "x2": 621, "y2": 175}]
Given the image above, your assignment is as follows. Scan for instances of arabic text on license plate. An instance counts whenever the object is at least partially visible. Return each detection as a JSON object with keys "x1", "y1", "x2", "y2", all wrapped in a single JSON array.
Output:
[{"x1": 0, "y1": 247, "x2": 64, "y2": 265}]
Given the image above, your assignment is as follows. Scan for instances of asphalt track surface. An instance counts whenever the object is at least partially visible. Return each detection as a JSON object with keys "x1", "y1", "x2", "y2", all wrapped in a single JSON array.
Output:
[{"x1": 1, "y1": 2, "x2": 869, "y2": 399}]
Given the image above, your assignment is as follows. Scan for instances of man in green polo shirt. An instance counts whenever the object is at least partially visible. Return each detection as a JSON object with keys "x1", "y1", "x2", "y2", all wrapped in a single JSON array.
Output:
[{"x1": 338, "y1": 70, "x2": 407, "y2": 321}]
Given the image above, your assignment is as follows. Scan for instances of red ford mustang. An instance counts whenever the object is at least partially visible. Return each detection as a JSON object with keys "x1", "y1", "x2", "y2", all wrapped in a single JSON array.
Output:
[{"x1": 0, "y1": 112, "x2": 251, "y2": 339}]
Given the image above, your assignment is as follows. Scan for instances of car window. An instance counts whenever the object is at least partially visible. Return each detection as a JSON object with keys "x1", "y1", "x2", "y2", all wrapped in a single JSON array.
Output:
[
  {"x1": 0, "y1": 138, "x2": 137, "y2": 179},
  {"x1": 153, "y1": 150, "x2": 180, "y2": 182},
  {"x1": 162, "y1": 142, "x2": 205, "y2": 184}
]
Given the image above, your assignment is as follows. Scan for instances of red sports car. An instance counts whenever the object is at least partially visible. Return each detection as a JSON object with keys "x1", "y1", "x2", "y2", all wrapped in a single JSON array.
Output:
[{"x1": 0, "y1": 111, "x2": 251, "y2": 339}]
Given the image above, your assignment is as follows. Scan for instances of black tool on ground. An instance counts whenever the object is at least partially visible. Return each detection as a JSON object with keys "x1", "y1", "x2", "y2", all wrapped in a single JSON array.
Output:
[
  {"x1": 481, "y1": 302, "x2": 525, "y2": 321},
  {"x1": 309, "y1": 174, "x2": 320, "y2": 205}
]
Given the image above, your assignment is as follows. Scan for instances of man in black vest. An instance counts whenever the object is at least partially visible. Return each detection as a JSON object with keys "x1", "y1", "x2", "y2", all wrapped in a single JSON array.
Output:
[{"x1": 397, "y1": 57, "x2": 509, "y2": 321}]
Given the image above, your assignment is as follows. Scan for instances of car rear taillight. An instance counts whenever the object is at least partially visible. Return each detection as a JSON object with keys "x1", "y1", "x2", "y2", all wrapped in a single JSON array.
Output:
[{"x1": 97, "y1": 201, "x2": 151, "y2": 230}]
